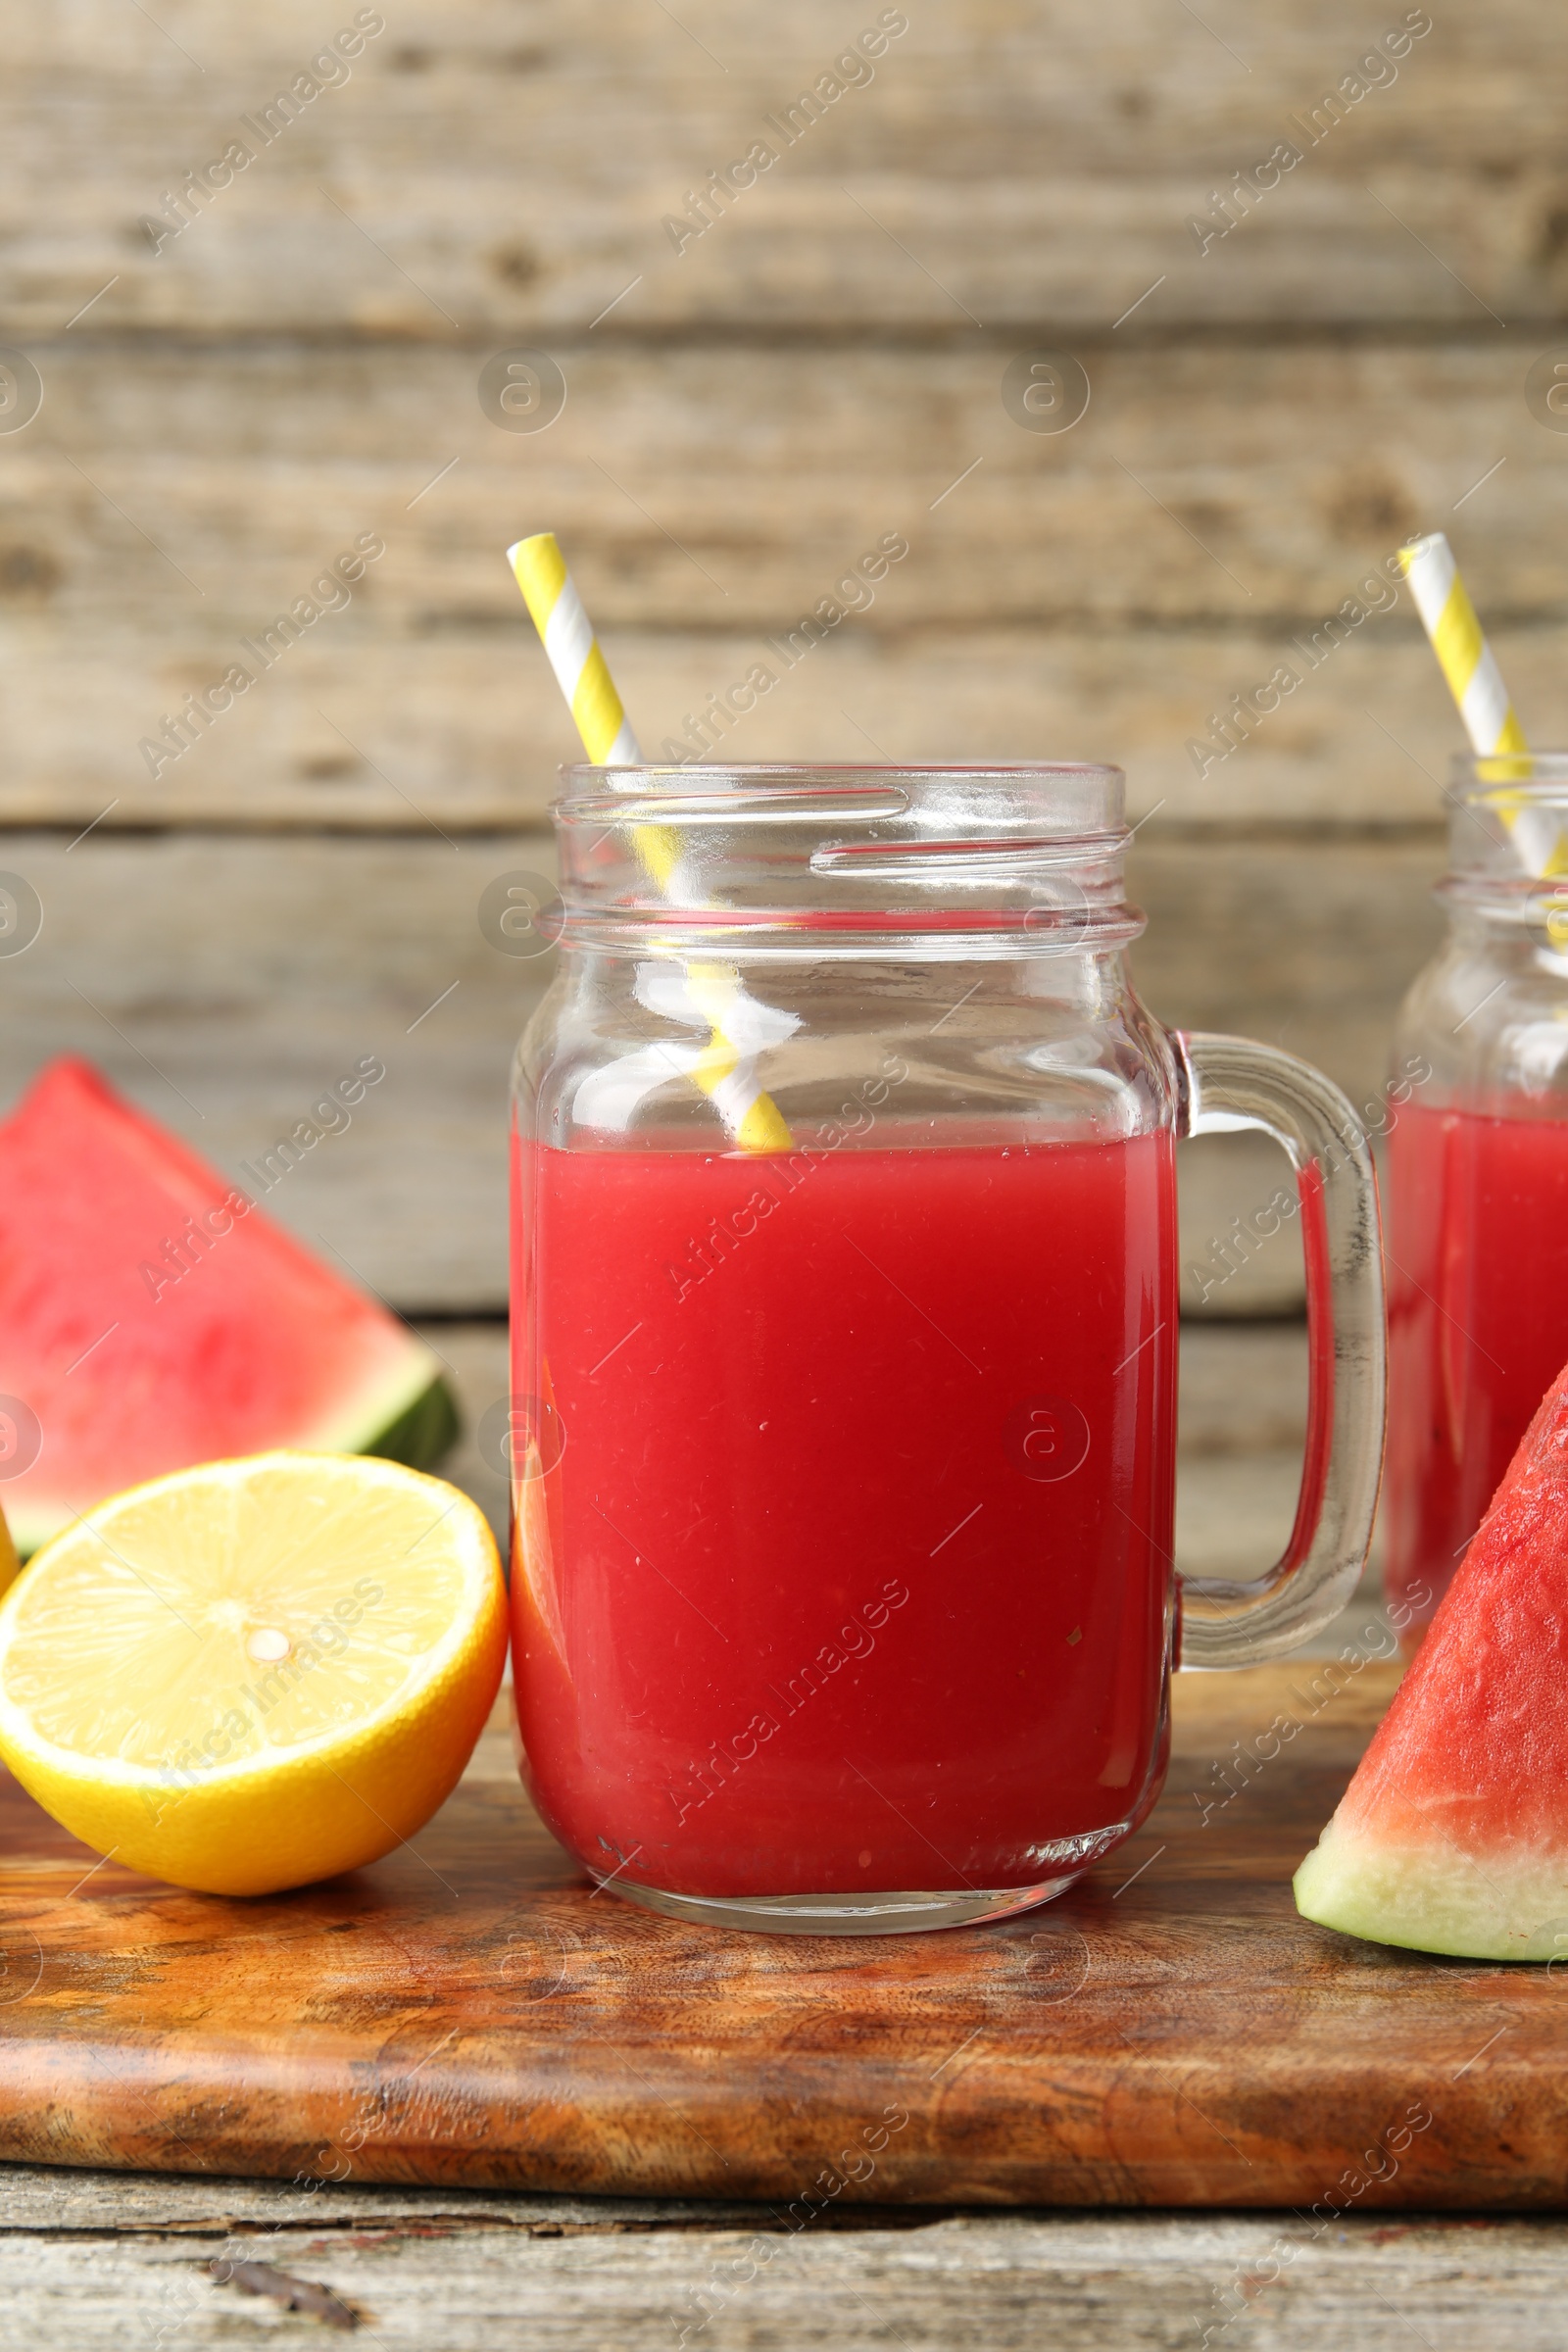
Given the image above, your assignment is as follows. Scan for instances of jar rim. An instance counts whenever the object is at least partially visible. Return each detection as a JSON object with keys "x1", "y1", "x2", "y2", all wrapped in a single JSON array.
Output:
[
  {"x1": 1451, "y1": 751, "x2": 1568, "y2": 800},
  {"x1": 556, "y1": 761, "x2": 1130, "y2": 846},
  {"x1": 560, "y1": 761, "x2": 1126, "y2": 784}
]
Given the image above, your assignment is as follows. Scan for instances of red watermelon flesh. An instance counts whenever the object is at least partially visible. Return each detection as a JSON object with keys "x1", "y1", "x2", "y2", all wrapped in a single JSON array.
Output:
[
  {"x1": 1296, "y1": 1354, "x2": 1568, "y2": 1960},
  {"x1": 0, "y1": 1057, "x2": 456, "y2": 1554}
]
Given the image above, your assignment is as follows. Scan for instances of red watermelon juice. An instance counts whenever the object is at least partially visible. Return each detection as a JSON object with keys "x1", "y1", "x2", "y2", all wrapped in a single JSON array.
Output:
[
  {"x1": 510, "y1": 1129, "x2": 1176, "y2": 1900},
  {"x1": 1385, "y1": 1100, "x2": 1568, "y2": 1642}
]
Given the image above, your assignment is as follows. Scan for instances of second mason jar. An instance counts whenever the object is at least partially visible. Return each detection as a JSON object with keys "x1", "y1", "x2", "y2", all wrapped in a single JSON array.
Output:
[
  {"x1": 509, "y1": 763, "x2": 1385, "y2": 1932},
  {"x1": 1385, "y1": 753, "x2": 1568, "y2": 1646}
]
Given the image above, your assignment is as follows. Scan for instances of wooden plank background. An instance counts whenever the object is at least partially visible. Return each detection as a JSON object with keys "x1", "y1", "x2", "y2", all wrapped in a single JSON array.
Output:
[
  {"x1": 2, "y1": 0, "x2": 1537, "y2": 1357},
  {"x1": 0, "y1": 2, "x2": 1546, "y2": 1177},
  {"x1": 4, "y1": 5, "x2": 1564, "y2": 827},
  {"x1": 0, "y1": 0, "x2": 1544, "y2": 1372}
]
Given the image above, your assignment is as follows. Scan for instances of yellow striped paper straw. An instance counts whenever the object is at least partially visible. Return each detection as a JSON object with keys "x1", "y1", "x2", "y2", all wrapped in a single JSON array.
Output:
[
  {"x1": 508, "y1": 533, "x2": 792, "y2": 1152},
  {"x1": 1396, "y1": 531, "x2": 1562, "y2": 879},
  {"x1": 1398, "y1": 532, "x2": 1527, "y2": 760},
  {"x1": 511, "y1": 531, "x2": 642, "y2": 764}
]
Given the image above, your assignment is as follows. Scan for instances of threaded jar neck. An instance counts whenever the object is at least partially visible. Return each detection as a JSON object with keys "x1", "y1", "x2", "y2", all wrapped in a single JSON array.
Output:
[
  {"x1": 551, "y1": 763, "x2": 1144, "y2": 960},
  {"x1": 1442, "y1": 752, "x2": 1568, "y2": 928}
]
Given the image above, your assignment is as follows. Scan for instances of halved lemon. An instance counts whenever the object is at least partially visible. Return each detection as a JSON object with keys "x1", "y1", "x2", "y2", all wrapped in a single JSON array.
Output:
[{"x1": 0, "y1": 1451, "x2": 507, "y2": 1895}]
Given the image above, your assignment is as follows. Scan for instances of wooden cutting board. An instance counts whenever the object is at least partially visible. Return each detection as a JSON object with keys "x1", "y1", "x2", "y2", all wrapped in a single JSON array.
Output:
[{"x1": 0, "y1": 1660, "x2": 1561, "y2": 2208}]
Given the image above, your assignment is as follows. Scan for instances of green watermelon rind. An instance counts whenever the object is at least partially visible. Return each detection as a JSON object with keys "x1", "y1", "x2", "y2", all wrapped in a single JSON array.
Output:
[
  {"x1": 1295, "y1": 1819, "x2": 1568, "y2": 1964},
  {"x1": 8, "y1": 1354, "x2": 462, "y2": 1561},
  {"x1": 361, "y1": 1369, "x2": 463, "y2": 1474}
]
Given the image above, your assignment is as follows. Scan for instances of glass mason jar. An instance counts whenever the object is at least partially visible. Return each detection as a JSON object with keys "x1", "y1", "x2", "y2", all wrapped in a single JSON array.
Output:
[
  {"x1": 509, "y1": 763, "x2": 1385, "y2": 1934},
  {"x1": 1385, "y1": 753, "x2": 1568, "y2": 1647}
]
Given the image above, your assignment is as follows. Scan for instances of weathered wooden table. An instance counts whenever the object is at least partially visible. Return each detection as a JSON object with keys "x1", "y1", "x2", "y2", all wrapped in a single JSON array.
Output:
[{"x1": 10, "y1": 2168, "x2": 1568, "y2": 2348}]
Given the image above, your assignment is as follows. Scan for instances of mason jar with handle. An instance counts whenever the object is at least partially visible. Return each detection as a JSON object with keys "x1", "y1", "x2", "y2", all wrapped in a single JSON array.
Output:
[
  {"x1": 508, "y1": 763, "x2": 1386, "y2": 1933},
  {"x1": 1384, "y1": 752, "x2": 1568, "y2": 1648}
]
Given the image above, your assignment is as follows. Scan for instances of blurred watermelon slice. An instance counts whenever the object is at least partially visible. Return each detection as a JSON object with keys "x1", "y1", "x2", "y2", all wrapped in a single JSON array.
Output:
[
  {"x1": 0, "y1": 1057, "x2": 457, "y2": 1555},
  {"x1": 1296, "y1": 1354, "x2": 1568, "y2": 1960}
]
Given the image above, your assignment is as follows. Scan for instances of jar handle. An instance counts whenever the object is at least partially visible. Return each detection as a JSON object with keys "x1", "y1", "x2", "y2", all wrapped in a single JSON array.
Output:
[{"x1": 1173, "y1": 1031, "x2": 1386, "y2": 1666}]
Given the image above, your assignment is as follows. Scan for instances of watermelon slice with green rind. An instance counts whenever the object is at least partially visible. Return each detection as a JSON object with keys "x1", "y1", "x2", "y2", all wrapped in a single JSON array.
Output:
[
  {"x1": 0, "y1": 1058, "x2": 457, "y2": 1556},
  {"x1": 1296, "y1": 1357, "x2": 1568, "y2": 1961}
]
